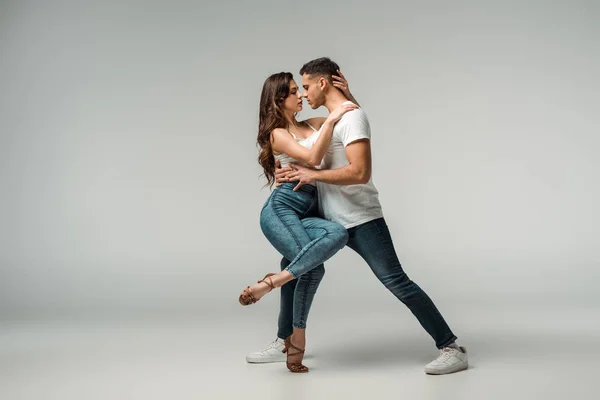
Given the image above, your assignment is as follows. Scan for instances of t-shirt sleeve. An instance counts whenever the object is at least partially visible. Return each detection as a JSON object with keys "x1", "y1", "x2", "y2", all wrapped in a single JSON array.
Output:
[{"x1": 338, "y1": 109, "x2": 371, "y2": 147}]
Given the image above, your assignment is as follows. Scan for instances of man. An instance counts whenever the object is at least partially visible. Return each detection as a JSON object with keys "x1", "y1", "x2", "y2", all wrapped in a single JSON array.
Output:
[{"x1": 247, "y1": 58, "x2": 468, "y2": 375}]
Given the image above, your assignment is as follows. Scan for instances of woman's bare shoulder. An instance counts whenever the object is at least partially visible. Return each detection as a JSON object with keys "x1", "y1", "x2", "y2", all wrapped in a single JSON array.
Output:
[{"x1": 271, "y1": 127, "x2": 288, "y2": 136}]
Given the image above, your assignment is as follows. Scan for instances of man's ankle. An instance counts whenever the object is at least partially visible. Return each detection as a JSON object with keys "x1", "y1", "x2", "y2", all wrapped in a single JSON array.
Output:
[{"x1": 446, "y1": 342, "x2": 461, "y2": 351}]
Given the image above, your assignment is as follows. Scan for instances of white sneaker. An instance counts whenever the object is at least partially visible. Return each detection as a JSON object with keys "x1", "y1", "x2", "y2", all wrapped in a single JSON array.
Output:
[
  {"x1": 246, "y1": 338, "x2": 287, "y2": 363},
  {"x1": 424, "y1": 346, "x2": 468, "y2": 375}
]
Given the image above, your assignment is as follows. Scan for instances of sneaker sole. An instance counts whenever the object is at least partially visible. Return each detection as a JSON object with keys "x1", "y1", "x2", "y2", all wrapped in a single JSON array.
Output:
[
  {"x1": 246, "y1": 355, "x2": 286, "y2": 364},
  {"x1": 425, "y1": 361, "x2": 468, "y2": 375}
]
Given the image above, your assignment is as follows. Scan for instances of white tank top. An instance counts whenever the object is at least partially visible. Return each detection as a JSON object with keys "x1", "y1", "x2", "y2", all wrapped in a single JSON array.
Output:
[{"x1": 273, "y1": 122, "x2": 321, "y2": 168}]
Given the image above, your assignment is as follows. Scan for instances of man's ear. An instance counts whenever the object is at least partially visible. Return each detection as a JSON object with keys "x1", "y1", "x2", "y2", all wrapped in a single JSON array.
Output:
[{"x1": 318, "y1": 76, "x2": 328, "y2": 91}]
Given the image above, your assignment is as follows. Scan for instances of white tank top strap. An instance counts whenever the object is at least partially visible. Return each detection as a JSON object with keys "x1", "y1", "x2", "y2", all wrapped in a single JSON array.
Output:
[
  {"x1": 304, "y1": 121, "x2": 318, "y2": 132},
  {"x1": 287, "y1": 129, "x2": 297, "y2": 139}
]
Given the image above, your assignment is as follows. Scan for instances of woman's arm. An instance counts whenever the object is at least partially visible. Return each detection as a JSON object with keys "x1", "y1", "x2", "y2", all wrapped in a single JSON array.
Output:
[{"x1": 271, "y1": 103, "x2": 357, "y2": 166}]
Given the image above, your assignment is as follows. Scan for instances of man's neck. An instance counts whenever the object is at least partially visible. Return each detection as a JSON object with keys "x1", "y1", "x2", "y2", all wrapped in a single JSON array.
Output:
[{"x1": 324, "y1": 91, "x2": 350, "y2": 113}]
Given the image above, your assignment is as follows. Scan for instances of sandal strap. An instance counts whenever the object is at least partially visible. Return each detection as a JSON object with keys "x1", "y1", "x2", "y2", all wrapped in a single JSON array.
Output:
[
  {"x1": 243, "y1": 287, "x2": 257, "y2": 303},
  {"x1": 287, "y1": 363, "x2": 308, "y2": 372},
  {"x1": 285, "y1": 336, "x2": 308, "y2": 373},
  {"x1": 258, "y1": 273, "x2": 276, "y2": 290},
  {"x1": 287, "y1": 348, "x2": 305, "y2": 357},
  {"x1": 285, "y1": 337, "x2": 305, "y2": 356}
]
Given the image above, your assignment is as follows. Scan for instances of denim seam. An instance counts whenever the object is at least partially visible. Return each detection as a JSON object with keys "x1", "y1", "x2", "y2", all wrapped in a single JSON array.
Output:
[
  {"x1": 288, "y1": 230, "x2": 328, "y2": 326},
  {"x1": 300, "y1": 195, "x2": 318, "y2": 219},
  {"x1": 295, "y1": 279, "x2": 316, "y2": 329},
  {"x1": 269, "y1": 190, "x2": 303, "y2": 251},
  {"x1": 284, "y1": 227, "x2": 328, "y2": 278}
]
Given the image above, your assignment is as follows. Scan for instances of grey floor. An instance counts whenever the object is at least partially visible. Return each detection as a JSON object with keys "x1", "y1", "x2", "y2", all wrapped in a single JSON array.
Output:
[{"x1": 1, "y1": 303, "x2": 598, "y2": 400}]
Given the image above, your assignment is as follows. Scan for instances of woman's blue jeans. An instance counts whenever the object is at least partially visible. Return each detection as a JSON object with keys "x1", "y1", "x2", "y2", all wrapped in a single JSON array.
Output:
[{"x1": 260, "y1": 183, "x2": 348, "y2": 331}]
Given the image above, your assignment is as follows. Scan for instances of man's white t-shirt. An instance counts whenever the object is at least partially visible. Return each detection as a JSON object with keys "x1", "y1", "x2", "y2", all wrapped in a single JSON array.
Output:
[{"x1": 316, "y1": 103, "x2": 383, "y2": 229}]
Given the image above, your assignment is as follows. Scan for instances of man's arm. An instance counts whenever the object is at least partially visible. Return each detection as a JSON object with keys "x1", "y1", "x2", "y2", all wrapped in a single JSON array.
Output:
[
  {"x1": 312, "y1": 139, "x2": 371, "y2": 185},
  {"x1": 287, "y1": 139, "x2": 371, "y2": 189}
]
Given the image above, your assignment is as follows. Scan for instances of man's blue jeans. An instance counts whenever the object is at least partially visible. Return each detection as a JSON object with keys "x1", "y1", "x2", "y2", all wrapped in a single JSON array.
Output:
[
  {"x1": 260, "y1": 183, "x2": 348, "y2": 331},
  {"x1": 278, "y1": 217, "x2": 457, "y2": 349}
]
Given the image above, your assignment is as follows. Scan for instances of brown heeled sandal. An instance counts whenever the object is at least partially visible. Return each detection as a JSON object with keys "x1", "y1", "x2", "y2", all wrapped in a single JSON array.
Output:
[
  {"x1": 284, "y1": 336, "x2": 309, "y2": 373},
  {"x1": 238, "y1": 273, "x2": 276, "y2": 306}
]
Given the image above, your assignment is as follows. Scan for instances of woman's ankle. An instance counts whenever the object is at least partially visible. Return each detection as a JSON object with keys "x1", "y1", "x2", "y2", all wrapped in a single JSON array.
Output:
[
  {"x1": 274, "y1": 270, "x2": 294, "y2": 286},
  {"x1": 291, "y1": 329, "x2": 306, "y2": 348}
]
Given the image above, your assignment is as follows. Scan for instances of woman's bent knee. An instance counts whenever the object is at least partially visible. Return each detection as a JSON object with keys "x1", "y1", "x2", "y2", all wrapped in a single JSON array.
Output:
[{"x1": 329, "y1": 225, "x2": 349, "y2": 248}]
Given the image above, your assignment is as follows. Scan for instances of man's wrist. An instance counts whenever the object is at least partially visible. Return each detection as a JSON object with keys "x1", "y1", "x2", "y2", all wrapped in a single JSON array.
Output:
[{"x1": 309, "y1": 169, "x2": 320, "y2": 182}]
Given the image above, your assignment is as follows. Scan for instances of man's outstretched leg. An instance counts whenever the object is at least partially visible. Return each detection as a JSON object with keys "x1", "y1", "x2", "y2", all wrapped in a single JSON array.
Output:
[{"x1": 347, "y1": 218, "x2": 468, "y2": 375}]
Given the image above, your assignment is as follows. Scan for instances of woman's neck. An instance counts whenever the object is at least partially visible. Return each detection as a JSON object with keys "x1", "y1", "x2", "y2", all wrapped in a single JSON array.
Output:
[{"x1": 284, "y1": 113, "x2": 300, "y2": 129}]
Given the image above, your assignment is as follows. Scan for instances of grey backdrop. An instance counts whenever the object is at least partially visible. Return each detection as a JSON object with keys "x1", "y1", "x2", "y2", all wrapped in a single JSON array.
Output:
[{"x1": 1, "y1": 0, "x2": 599, "y2": 321}]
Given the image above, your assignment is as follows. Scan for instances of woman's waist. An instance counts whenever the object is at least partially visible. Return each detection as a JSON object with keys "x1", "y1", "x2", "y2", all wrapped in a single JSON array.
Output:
[
  {"x1": 273, "y1": 153, "x2": 316, "y2": 170},
  {"x1": 276, "y1": 181, "x2": 317, "y2": 193},
  {"x1": 264, "y1": 182, "x2": 318, "y2": 213}
]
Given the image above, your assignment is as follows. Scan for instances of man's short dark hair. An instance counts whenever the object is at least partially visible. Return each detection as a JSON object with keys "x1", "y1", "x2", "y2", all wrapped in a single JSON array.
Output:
[{"x1": 299, "y1": 57, "x2": 340, "y2": 82}]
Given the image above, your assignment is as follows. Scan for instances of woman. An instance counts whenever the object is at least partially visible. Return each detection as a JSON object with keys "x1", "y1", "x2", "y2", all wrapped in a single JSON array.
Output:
[{"x1": 239, "y1": 71, "x2": 359, "y2": 373}]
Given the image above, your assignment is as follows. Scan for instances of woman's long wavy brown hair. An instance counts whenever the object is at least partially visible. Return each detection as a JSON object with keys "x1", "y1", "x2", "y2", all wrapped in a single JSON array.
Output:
[{"x1": 257, "y1": 72, "x2": 294, "y2": 188}]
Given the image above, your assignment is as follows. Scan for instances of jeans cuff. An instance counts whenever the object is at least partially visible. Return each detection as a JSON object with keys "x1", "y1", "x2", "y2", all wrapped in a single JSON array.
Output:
[
  {"x1": 278, "y1": 330, "x2": 292, "y2": 340},
  {"x1": 285, "y1": 267, "x2": 299, "y2": 279},
  {"x1": 437, "y1": 334, "x2": 458, "y2": 349}
]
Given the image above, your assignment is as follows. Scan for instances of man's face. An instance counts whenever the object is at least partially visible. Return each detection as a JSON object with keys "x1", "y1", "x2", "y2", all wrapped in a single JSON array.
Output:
[{"x1": 301, "y1": 73, "x2": 326, "y2": 109}]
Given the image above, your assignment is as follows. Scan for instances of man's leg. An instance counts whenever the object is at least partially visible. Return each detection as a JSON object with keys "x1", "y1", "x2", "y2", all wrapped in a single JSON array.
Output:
[
  {"x1": 277, "y1": 257, "x2": 294, "y2": 340},
  {"x1": 346, "y1": 217, "x2": 468, "y2": 374},
  {"x1": 347, "y1": 217, "x2": 457, "y2": 347}
]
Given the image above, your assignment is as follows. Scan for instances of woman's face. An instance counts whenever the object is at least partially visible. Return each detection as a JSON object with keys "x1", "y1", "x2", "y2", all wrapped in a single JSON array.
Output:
[{"x1": 281, "y1": 80, "x2": 303, "y2": 114}]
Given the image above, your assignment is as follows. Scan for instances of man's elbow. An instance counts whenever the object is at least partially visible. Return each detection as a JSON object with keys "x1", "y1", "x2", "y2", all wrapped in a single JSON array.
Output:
[{"x1": 356, "y1": 168, "x2": 371, "y2": 184}]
